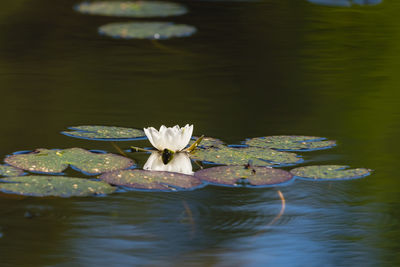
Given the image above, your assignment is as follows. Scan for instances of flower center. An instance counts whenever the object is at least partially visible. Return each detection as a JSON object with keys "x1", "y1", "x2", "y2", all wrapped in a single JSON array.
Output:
[{"x1": 161, "y1": 149, "x2": 174, "y2": 164}]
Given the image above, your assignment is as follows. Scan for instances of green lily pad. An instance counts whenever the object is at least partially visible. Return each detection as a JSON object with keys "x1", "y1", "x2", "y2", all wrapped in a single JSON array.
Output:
[
  {"x1": 0, "y1": 165, "x2": 25, "y2": 177},
  {"x1": 290, "y1": 165, "x2": 372, "y2": 180},
  {"x1": 245, "y1": 136, "x2": 336, "y2": 152},
  {"x1": 189, "y1": 136, "x2": 224, "y2": 149},
  {"x1": 194, "y1": 165, "x2": 294, "y2": 187},
  {"x1": 190, "y1": 146, "x2": 302, "y2": 167},
  {"x1": 4, "y1": 148, "x2": 135, "y2": 175},
  {"x1": 0, "y1": 176, "x2": 115, "y2": 197},
  {"x1": 61, "y1": 125, "x2": 145, "y2": 141},
  {"x1": 99, "y1": 22, "x2": 196, "y2": 40},
  {"x1": 99, "y1": 169, "x2": 203, "y2": 191},
  {"x1": 75, "y1": 1, "x2": 188, "y2": 18}
]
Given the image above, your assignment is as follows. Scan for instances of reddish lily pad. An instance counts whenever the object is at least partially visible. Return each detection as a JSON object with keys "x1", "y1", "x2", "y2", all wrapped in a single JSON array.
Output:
[
  {"x1": 98, "y1": 22, "x2": 196, "y2": 40},
  {"x1": 290, "y1": 165, "x2": 372, "y2": 180},
  {"x1": 0, "y1": 176, "x2": 115, "y2": 197},
  {"x1": 245, "y1": 136, "x2": 336, "y2": 152},
  {"x1": 0, "y1": 165, "x2": 25, "y2": 177},
  {"x1": 62, "y1": 125, "x2": 145, "y2": 141},
  {"x1": 194, "y1": 165, "x2": 294, "y2": 187},
  {"x1": 75, "y1": 1, "x2": 188, "y2": 18},
  {"x1": 190, "y1": 146, "x2": 302, "y2": 167},
  {"x1": 99, "y1": 169, "x2": 203, "y2": 191},
  {"x1": 4, "y1": 148, "x2": 135, "y2": 175}
]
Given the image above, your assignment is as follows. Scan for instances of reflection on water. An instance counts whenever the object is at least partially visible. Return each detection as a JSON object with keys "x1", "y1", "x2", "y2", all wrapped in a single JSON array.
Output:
[
  {"x1": 1, "y1": 0, "x2": 400, "y2": 266},
  {"x1": 144, "y1": 151, "x2": 194, "y2": 175}
]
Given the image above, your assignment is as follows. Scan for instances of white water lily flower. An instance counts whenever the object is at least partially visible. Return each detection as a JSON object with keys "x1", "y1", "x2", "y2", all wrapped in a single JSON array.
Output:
[
  {"x1": 143, "y1": 151, "x2": 193, "y2": 175},
  {"x1": 143, "y1": 124, "x2": 193, "y2": 152}
]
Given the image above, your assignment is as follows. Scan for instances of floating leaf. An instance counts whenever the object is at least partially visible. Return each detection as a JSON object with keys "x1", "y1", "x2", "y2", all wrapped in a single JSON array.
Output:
[
  {"x1": 290, "y1": 165, "x2": 372, "y2": 180},
  {"x1": 194, "y1": 165, "x2": 294, "y2": 187},
  {"x1": 245, "y1": 136, "x2": 336, "y2": 152},
  {"x1": 0, "y1": 176, "x2": 115, "y2": 197},
  {"x1": 75, "y1": 1, "x2": 188, "y2": 17},
  {"x1": 307, "y1": 0, "x2": 381, "y2": 6},
  {"x1": 62, "y1": 125, "x2": 145, "y2": 141},
  {"x1": 189, "y1": 136, "x2": 224, "y2": 149},
  {"x1": 99, "y1": 22, "x2": 196, "y2": 40},
  {"x1": 190, "y1": 146, "x2": 302, "y2": 167},
  {"x1": 0, "y1": 165, "x2": 25, "y2": 177},
  {"x1": 99, "y1": 169, "x2": 203, "y2": 191},
  {"x1": 4, "y1": 148, "x2": 135, "y2": 175}
]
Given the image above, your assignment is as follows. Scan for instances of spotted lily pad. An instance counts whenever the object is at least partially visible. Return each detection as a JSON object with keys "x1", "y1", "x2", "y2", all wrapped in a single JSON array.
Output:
[
  {"x1": 4, "y1": 148, "x2": 135, "y2": 175},
  {"x1": 189, "y1": 136, "x2": 224, "y2": 149},
  {"x1": 99, "y1": 22, "x2": 196, "y2": 40},
  {"x1": 0, "y1": 176, "x2": 115, "y2": 197},
  {"x1": 245, "y1": 136, "x2": 336, "y2": 152},
  {"x1": 0, "y1": 165, "x2": 25, "y2": 177},
  {"x1": 75, "y1": 1, "x2": 188, "y2": 17},
  {"x1": 99, "y1": 169, "x2": 203, "y2": 191},
  {"x1": 194, "y1": 165, "x2": 294, "y2": 187},
  {"x1": 190, "y1": 146, "x2": 302, "y2": 167},
  {"x1": 62, "y1": 125, "x2": 145, "y2": 141},
  {"x1": 290, "y1": 165, "x2": 372, "y2": 180}
]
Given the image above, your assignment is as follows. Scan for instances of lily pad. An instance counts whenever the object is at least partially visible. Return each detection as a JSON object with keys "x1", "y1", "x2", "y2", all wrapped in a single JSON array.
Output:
[
  {"x1": 99, "y1": 22, "x2": 197, "y2": 40},
  {"x1": 0, "y1": 165, "x2": 25, "y2": 177},
  {"x1": 190, "y1": 146, "x2": 302, "y2": 167},
  {"x1": 290, "y1": 165, "x2": 372, "y2": 180},
  {"x1": 61, "y1": 125, "x2": 145, "y2": 141},
  {"x1": 75, "y1": 1, "x2": 188, "y2": 17},
  {"x1": 4, "y1": 148, "x2": 135, "y2": 175},
  {"x1": 194, "y1": 165, "x2": 294, "y2": 187},
  {"x1": 99, "y1": 169, "x2": 203, "y2": 191},
  {"x1": 245, "y1": 136, "x2": 336, "y2": 152},
  {"x1": 0, "y1": 176, "x2": 115, "y2": 197},
  {"x1": 189, "y1": 136, "x2": 224, "y2": 149}
]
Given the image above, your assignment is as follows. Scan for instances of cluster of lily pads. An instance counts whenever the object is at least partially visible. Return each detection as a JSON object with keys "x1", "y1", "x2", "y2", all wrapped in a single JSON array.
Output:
[
  {"x1": 0, "y1": 125, "x2": 371, "y2": 197},
  {"x1": 75, "y1": 1, "x2": 196, "y2": 40}
]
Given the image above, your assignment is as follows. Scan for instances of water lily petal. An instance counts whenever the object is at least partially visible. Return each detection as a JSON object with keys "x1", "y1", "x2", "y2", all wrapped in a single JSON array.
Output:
[
  {"x1": 143, "y1": 124, "x2": 194, "y2": 152},
  {"x1": 144, "y1": 127, "x2": 162, "y2": 151}
]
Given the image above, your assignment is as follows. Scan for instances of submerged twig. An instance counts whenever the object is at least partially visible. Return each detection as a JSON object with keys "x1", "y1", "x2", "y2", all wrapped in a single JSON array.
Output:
[
  {"x1": 186, "y1": 135, "x2": 204, "y2": 153},
  {"x1": 151, "y1": 39, "x2": 195, "y2": 56},
  {"x1": 192, "y1": 160, "x2": 203, "y2": 170},
  {"x1": 254, "y1": 190, "x2": 286, "y2": 236},
  {"x1": 266, "y1": 190, "x2": 286, "y2": 227},
  {"x1": 129, "y1": 146, "x2": 154, "y2": 153},
  {"x1": 182, "y1": 200, "x2": 196, "y2": 238},
  {"x1": 111, "y1": 142, "x2": 128, "y2": 157}
]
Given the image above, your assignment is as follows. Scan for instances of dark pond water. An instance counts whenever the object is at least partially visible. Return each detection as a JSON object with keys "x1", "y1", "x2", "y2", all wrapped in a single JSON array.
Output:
[{"x1": 1, "y1": 0, "x2": 400, "y2": 266}]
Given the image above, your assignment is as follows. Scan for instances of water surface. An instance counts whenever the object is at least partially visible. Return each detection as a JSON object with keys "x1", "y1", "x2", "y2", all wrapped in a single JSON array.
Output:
[{"x1": 1, "y1": 0, "x2": 400, "y2": 266}]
